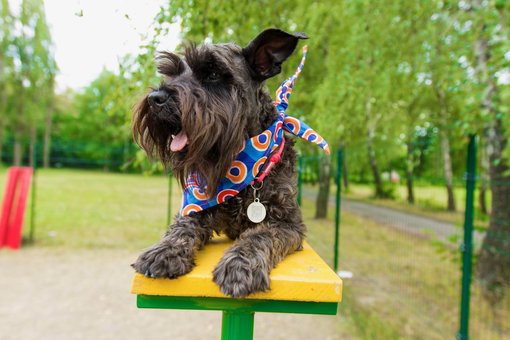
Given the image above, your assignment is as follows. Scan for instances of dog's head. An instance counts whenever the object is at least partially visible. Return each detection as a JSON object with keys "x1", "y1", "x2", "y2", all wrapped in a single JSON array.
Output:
[{"x1": 133, "y1": 28, "x2": 307, "y2": 196}]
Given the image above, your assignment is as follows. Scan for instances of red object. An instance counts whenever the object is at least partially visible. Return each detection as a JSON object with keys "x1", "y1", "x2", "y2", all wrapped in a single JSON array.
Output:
[
  {"x1": 0, "y1": 167, "x2": 33, "y2": 249},
  {"x1": 254, "y1": 137, "x2": 286, "y2": 184}
]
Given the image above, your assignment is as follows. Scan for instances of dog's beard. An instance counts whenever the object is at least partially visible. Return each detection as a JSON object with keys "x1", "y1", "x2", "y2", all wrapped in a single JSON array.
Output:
[
  {"x1": 174, "y1": 87, "x2": 248, "y2": 197},
  {"x1": 133, "y1": 87, "x2": 248, "y2": 198}
]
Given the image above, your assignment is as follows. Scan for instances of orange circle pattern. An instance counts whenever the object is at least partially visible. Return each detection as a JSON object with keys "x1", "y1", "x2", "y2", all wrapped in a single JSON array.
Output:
[{"x1": 226, "y1": 161, "x2": 247, "y2": 184}]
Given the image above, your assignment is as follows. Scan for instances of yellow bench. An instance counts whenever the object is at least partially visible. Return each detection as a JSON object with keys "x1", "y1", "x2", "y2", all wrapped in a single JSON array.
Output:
[{"x1": 131, "y1": 235, "x2": 342, "y2": 339}]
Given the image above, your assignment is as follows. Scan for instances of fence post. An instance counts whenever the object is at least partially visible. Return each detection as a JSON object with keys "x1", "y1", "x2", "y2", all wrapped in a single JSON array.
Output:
[
  {"x1": 457, "y1": 135, "x2": 476, "y2": 340},
  {"x1": 334, "y1": 148, "x2": 343, "y2": 272},
  {"x1": 29, "y1": 142, "x2": 37, "y2": 243}
]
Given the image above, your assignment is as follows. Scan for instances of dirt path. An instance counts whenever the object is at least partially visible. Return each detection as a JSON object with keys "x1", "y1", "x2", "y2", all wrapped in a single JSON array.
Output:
[
  {"x1": 303, "y1": 187, "x2": 483, "y2": 244},
  {"x1": 0, "y1": 247, "x2": 351, "y2": 340},
  {"x1": 342, "y1": 198, "x2": 458, "y2": 241}
]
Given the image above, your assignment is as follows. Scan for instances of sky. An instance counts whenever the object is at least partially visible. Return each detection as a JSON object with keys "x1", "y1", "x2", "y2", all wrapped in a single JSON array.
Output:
[{"x1": 38, "y1": 0, "x2": 180, "y2": 92}]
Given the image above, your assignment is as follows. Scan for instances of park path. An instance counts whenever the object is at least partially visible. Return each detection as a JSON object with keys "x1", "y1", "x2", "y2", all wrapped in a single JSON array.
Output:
[
  {"x1": 342, "y1": 198, "x2": 459, "y2": 241},
  {"x1": 302, "y1": 187, "x2": 483, "y2": 244},
  {"x1": 0, "y1": 247, "x2": 351, "y2": 340}
]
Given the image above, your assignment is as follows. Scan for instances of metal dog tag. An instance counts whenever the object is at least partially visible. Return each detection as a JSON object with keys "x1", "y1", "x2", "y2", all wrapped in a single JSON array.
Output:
[{"x1": 247, "y1": 198, "x2": 266, "y2": 223}]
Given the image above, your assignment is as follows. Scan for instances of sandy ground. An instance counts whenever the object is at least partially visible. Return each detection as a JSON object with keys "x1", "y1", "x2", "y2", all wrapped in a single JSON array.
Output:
[{"x1": 0, "y1": 247, "x2": 351, "y2": 340}]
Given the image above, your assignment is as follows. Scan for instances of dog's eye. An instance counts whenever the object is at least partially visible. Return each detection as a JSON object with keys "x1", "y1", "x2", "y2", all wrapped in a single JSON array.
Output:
[{"x1": 205, "y1": 71, "x2": 221, "y2": 82}]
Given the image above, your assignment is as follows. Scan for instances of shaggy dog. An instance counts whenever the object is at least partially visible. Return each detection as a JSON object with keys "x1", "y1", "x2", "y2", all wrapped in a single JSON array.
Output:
[{"x1": 132, "y1": 28, "x2": 327, "y2": 298}]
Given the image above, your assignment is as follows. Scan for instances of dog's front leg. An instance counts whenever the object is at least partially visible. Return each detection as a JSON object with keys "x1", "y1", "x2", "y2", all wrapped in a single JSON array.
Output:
[
  {"x1": 212, "y1": 223, "x2": 304, "y2": 298},
  {"x1": 132, "y1": 214, "x2": 212, "y2": 278}
]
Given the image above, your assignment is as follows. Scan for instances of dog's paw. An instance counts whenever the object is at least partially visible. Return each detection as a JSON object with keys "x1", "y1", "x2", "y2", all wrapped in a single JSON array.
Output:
[
  {"x1": 212, "y1": 252, "x2": 270, "y2": 298},
  {"x1": 131, "y1": 242, "x2": 194, "y2": 279}
]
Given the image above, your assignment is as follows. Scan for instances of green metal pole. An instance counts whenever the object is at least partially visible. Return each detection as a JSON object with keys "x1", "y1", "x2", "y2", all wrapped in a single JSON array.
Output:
[
  {"x1": 221, "y1": 310, "x2": 254, "y2": 340},
  {"x1": 29, "y1": 142, "x2": 37, "y2": 244},
  {"x1": 167, "y1": 173, "x2": 173, "y2": 225},
  {"x1": 457, "y1": 135, "x2": 476, "y2": 340},
  {"x1": 29, "y1": 167, "x2": 36, "y2": 243},
  {"x1": 334, "y1": 149, "x2": 343, "y2": 272},
  {"x1": 297, "y1": 156, "x2": 303, "y2": 206}
]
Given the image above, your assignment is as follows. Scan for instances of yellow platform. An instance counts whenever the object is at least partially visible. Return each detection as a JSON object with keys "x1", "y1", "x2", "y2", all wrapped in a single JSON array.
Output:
[{"x1": 132, "y1": 235, "x2": 342, "y2": 303}]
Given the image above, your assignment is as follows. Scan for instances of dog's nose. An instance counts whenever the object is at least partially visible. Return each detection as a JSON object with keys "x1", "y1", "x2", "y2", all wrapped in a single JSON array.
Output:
[{"x1": 148, "y1": 90, "x2": 170, "y2": 107}]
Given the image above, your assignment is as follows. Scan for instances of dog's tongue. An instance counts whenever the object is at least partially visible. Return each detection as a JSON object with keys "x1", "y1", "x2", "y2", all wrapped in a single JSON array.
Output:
[{"x1": 171, "y1": 131, "x2": 188, "y2": 152}]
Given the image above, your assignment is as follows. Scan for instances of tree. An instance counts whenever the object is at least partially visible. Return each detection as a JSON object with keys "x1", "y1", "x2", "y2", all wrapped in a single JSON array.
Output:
[
  {"x1": 424, "y1": 2, "x2": 468, "y2": 212},
  {"x1": 467, "y1": 0, "x2": 510, "y2": 303},
  {"x1": 390, "y1": 1, "x2": 436, "y2": 204},
  {"x1": 8, "y1": 0, "x2": 56, "y2": 166},
  {"x1": 57, "y1": 70, "x2": 132, "y2": 170},
  {"x1": 24, "y1": 0, "x2": 57, "y2": 167},
  {"x1": 0, "y1": 0, "x2": 15, "y2": 163}
]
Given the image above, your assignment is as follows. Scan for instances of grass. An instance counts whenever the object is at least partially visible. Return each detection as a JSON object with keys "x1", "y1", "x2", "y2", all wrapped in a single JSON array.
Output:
[
  {"x1": 0, "y1": 168, "x2": 178, "y2": 249},
  {"x1": 0, "y1": 168, "x2": 507, "y2": 338},
  {"x1": 304, "y1": 201, "x2": 460, "y2": 339},
  {"x1": 302, "y1": 195, "x2": 509, "y2": 340}
]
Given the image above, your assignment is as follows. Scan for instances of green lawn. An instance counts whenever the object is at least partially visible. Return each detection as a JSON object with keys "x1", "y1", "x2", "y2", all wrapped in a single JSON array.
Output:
[
  {"x1": 0, "y1": 168, "x2": 175, "y2": 249},
  {"x1": 0, "y1": 168, "x2": 507, "y2": 339}
]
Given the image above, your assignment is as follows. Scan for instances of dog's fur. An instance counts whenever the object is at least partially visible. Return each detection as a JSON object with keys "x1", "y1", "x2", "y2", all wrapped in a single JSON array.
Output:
[{"x1": 132, "y1": 29, "x2": 308, "y2": 298}]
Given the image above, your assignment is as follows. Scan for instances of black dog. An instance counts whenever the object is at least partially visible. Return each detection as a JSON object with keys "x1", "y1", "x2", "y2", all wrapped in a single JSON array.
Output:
[{"x1": 132, "y1": 29, "x2": 312, "y2": 298}]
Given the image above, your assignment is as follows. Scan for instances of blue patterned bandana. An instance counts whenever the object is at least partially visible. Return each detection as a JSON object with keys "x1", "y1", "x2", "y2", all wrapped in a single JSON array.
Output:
[{"x1": 180, "y1": 46, "x2": 329, "y2": 216}]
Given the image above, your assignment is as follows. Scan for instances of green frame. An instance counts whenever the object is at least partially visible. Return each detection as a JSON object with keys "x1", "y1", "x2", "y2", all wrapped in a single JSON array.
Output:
[{"x1": 137, "y1": 295, "x2": 339, "y2": 340}]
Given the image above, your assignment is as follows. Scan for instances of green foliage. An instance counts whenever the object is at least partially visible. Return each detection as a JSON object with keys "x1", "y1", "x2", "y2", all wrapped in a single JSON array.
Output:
[
  {"x1": 15, "y1": 0, "x2": 56, "y2": 124},
  {"x1": 49, "y1": 70, "x2": 138, "y2": 170},
  {"x1": 0, "y1": 0, "x2": 16, "y2": 134},
  {"x1": 145, "y1": 0, "x2": 506, "y2": 186},
  {"x1": 0, "y1": 0, "x2": 57, "y2": 164}
]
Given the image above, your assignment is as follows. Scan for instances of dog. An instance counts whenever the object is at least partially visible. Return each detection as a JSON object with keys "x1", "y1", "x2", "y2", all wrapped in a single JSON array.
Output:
[{"x1": 132, "y1": 28, "x2": 328, "y2": 298}]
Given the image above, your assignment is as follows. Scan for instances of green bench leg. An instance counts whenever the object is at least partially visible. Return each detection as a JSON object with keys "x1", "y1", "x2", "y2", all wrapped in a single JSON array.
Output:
[{"x1": 221, "y1": 310, "x2": 254, "y2": 340}]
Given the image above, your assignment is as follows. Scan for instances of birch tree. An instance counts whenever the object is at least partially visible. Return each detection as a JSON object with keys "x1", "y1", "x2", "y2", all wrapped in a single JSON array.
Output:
[
  {"x1": 468, "y1": 0, "x2": 510, "y2": 303},
  {"x1": 0, "y1": 0, "x2": 15, "y2": 162}
]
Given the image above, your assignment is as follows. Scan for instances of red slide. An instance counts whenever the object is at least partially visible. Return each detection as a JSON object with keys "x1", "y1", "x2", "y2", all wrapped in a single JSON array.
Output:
[{"x1": 0, "y1": 167, "x2": 33, "y2": 249}]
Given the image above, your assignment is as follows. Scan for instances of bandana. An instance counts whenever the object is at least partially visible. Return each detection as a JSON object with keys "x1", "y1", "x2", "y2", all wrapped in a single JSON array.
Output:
[{"x1": 180, "y1": 46, "x2": 330, "y2": 216}]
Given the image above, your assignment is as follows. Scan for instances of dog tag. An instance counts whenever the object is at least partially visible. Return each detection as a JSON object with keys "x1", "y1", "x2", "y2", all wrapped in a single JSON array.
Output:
[{"x1": 247, "y1": 198, "x2": 266, "y2": 223}]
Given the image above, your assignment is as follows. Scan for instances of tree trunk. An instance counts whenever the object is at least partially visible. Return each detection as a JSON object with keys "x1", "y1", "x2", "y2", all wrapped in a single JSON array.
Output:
[
  {"x1": 406, "y1": 141, "x2": 415, "y2": 204},
  {"x1": 0, "y1": 126, "x2": 3, "y2": 164},
  {"x1": 440, "y1": 128, "x2": 456, "y2": 211},
  {"x1": 436, "y1": 87, "x2": 456, "y2": 211},
  {"x1": 29, "y1": 126, "x2": 36, "y2": 168},
  {"x1": 478, "y1": 119, "x2": 510, "y2": 304},
  {"x1": 43, "y1": 107, "x2": 53, "y2": 168},
  {"x1": 365, "y1": 92, "x2": 384, "y2": 198},
  {"x1": 315, "y1": 156, "x2": 331, "y2": 219},
  {"x1": 13, "y1": 135, "x2": 22, "y2": 166},
  {"x1": 13, "y1": 79, "x2": 25, "y2": 166},
  {"x1": 472, "y1": 13, "x2": 510, "y2": 301},
  {"x1": 367, "y1": 135, "x2": 384, "y2": 198},
  {"x1": 342, "y1": 151, "x2": 349, "y2": 192},
  {"x1": 479, "y1": 142, "x2": 489, "y2": 215}
]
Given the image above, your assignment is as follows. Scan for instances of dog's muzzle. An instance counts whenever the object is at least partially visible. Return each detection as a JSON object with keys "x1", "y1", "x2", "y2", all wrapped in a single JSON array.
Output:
[{"x1": 147, "y1": 88, "x2": 188, "y2": 152}]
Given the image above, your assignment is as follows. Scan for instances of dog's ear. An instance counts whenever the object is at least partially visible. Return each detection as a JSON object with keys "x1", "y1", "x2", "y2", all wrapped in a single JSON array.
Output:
[{"x1": 243, "y1": 28, "x2": 308, "y2": 81}]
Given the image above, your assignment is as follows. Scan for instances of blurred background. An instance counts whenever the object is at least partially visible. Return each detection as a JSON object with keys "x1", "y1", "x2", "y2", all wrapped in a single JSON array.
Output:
[{"x1": 0, "y1": 0, "x2": 509, "y2": 339}]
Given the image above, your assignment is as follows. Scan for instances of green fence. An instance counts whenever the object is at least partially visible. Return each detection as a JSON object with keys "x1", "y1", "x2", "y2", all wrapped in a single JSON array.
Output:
[
  {"x1": 299, "y1": 135, "x2": 509, "y2": 339},
  {"x1": 0, "y1": 139, "x2": 138, "y2": 170}
]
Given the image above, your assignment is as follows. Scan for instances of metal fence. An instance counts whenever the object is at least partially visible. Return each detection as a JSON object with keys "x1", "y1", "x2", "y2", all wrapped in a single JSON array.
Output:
[
  {"x1": 300, "y1": 136, "x2": 509, "y2": 339},
  {"x1": 0, "y1": 139, "x2": 138, "y2": 170}
]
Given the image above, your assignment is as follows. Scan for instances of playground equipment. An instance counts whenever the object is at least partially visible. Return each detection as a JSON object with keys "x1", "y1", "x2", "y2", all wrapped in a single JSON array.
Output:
[
  {"x1": 132, "y1": 235, "x2": 343, "y2": 340},
  {"x1": 0, "y1": 167, "x2": 33, "y2": 249}
]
